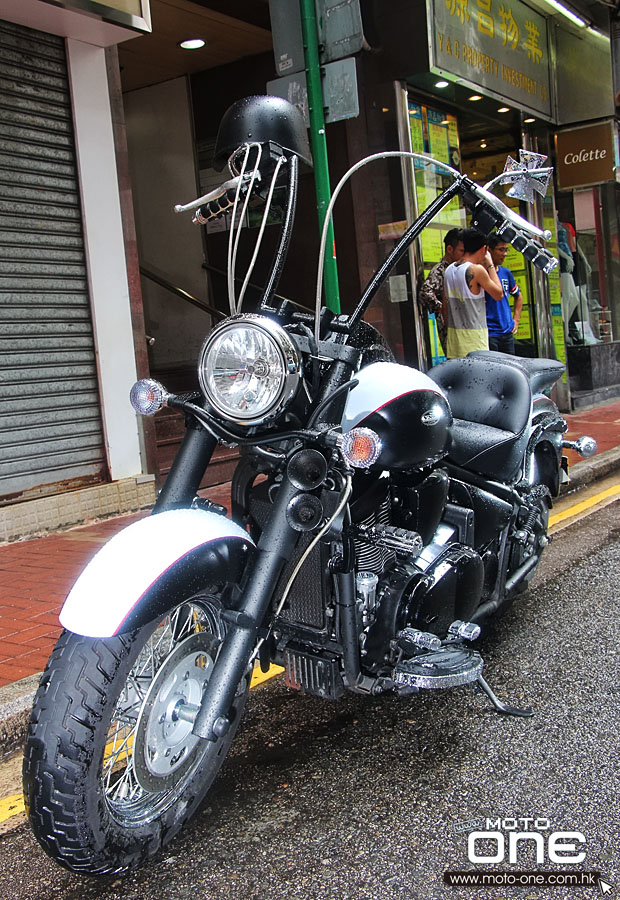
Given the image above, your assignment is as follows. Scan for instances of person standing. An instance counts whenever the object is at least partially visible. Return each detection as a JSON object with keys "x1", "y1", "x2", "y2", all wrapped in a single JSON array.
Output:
[
  {"x1": 443, "y1": 228, "x2": 503, "y2": 359},
  {"x1": 484, "y1": 234, "x2": 523, "y2": 354},
  {"x1": 418, "y1": 228, "x2": 464, "y2": 354}
]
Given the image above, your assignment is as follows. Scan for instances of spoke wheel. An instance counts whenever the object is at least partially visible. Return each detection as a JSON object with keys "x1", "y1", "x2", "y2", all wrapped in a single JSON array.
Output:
[{"x1": 24, "y1": 596, "x2": 249, "y2": 875}]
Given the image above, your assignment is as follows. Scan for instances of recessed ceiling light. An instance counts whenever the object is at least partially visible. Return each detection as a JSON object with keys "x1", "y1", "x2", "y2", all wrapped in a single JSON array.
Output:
[
  {"x1": 179, "y1": 38, "x2": 206, "y2": 50},
  {"x1": 524, "y1": 117, "x2": 536, "y2": 123},
  {"x1": 435, "y1": 80, "x2": 449, "y2": 88},
  {"x1": 441, "y1": 119, "x2": 449, "y2": 125},
  {"x1": 498, "y1": 107, "x2": 510, "y2": 113},
  {"x1": 469, "y1": 95, "x2": 482, "y2": 101},
  {"x1": 480, "y1": 141, "x2": 487, "y2": 148}
]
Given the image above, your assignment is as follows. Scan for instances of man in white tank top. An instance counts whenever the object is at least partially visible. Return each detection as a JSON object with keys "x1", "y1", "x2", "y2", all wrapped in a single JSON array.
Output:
[{"x1": 443, "y1": 228, "x2": 503, "y2": 358}]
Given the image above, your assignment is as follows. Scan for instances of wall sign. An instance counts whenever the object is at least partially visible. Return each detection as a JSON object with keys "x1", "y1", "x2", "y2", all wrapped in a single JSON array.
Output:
[
  {"x1": 555, "y1": 121, "x2": 616, "y2": 190},
  {"x1": 429, "y1": 0, "x2": 551, "y2": 118}
]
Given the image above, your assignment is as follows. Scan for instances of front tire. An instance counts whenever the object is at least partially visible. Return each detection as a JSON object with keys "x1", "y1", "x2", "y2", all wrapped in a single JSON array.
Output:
[{"x1": 23, "y1": 597, "x2": 248, "y2": 875}]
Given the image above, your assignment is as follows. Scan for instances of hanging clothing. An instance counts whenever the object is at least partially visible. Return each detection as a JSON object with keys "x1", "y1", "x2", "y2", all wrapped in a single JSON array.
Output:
[{"x1": 444, "y1": 261, "x2": 488, "y2": 358}]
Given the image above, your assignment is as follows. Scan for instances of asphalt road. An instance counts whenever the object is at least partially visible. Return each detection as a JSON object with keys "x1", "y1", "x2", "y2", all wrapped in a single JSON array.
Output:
[{"x1": 1, "y1": 502, "x2": 619, "y2": 900}]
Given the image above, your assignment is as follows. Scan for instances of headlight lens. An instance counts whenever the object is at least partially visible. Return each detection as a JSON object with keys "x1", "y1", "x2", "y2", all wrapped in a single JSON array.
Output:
[{"x1": 198, "y1": 315, "x2": 301, "y2": 425}]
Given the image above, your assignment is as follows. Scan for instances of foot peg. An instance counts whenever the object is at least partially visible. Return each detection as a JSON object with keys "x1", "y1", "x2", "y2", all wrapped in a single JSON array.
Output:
[{"x1": 476, "y1": 673, "x2": 534, "y2": 718}]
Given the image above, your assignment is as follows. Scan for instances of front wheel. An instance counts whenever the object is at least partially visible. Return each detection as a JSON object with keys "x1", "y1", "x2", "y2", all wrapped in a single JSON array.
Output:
[{"x1": 23, "y1": 596, "x2": 248, "y2": 875}]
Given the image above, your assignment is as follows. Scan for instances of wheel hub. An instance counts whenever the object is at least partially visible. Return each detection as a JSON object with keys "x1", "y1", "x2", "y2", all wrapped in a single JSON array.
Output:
[{"x1": 134, "y1": 632, "x2": 215, "y2": 791}]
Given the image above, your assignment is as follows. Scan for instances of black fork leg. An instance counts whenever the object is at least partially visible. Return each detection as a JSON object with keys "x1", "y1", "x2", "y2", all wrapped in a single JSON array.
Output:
[
  {"x1": 153, "y1": 420, "x2": 218, "y2": 512},
  {"x1": 192, "y1": 473, "x2": 301, "y2": 740}
]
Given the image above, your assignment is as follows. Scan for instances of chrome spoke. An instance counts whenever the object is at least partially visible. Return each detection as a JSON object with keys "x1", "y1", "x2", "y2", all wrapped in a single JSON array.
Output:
[{"x1": 103, "y1": 599, "x2": 218, "y2": 824}]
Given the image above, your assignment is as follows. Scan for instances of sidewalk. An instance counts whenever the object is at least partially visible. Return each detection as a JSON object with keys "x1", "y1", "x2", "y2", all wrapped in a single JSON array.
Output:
[{"x1": 0, "y1": 401, "x2": 619, "y2": 748}]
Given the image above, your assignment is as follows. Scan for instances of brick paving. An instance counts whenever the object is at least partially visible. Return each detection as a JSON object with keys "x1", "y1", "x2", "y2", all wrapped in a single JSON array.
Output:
[
  {"x1": 0, "y1": 402, "x2": 619, "y2": 689},
  {"x1": 0, "y1": 483, "x2": 230, "y2": 688}
]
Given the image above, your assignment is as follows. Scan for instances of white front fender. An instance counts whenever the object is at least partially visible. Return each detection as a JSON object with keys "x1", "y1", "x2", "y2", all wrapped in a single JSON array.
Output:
[{"x1": 60, "y1": 509, "x2": 254, "y2": 638}]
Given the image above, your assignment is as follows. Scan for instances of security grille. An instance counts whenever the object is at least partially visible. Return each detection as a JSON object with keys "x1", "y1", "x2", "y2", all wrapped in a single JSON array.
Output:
[{"x1": 0, "y1": 20, "x2": 106, "y2": 503}]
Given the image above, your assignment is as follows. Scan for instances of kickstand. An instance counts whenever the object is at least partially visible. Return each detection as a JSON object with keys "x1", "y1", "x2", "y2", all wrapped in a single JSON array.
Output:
[{"x1": 476, "y1": 674, "x2": 534, "y2": 718}]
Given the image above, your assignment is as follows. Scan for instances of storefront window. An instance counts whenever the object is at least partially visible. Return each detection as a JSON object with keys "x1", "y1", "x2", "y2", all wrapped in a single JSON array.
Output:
[
  {"x1": 556, "y1": 186, "x2": 618, "y2": 346},
  {"x1": 408, "y1": 101, "x2": 468, "y2": 365},
  {"x1": 556, "y1": 181, "x2": 619, "y2": 406}
]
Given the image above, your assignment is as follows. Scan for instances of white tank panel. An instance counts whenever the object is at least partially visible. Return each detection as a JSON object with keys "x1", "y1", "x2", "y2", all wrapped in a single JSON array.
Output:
[{"x1": 341, "y1": 362, "x2": 447, "y2": 432}]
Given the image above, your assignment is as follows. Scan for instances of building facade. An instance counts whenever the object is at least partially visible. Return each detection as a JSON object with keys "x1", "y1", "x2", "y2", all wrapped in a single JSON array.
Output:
[{"x1": 1, "y1": 0, "x2": 617, "y2": 537}]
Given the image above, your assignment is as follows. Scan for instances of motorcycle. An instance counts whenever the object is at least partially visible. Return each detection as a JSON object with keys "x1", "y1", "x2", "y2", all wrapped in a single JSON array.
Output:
[{"x1": 23, "y1": 95, "x2": 596, "y2": 875}]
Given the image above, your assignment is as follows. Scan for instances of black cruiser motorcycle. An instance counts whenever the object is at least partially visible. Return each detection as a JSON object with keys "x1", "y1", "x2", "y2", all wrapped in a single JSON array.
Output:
[{"x1": 23, "y1": 96, "x2": 596, "y2": 875}]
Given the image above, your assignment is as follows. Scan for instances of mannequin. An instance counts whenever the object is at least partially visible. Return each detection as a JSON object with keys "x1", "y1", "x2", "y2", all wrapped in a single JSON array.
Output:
[{"x1": 558, "y1": 220, "x2": 580, "y2": 324}]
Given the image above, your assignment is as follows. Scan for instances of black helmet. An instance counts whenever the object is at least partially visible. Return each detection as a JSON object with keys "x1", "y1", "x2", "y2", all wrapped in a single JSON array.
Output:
[{"x1": 213, "y1": 95, "x2": 312, "y2": 171}]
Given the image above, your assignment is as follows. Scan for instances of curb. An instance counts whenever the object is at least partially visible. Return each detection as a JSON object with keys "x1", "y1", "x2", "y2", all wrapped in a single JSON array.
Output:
[
  {"x1": 2, "y1": 448, "x2": 620, "y2": 759},
  {"x1": 560, "y1": 446, "x2": 620, "y2": 494},
  {"x1": 0, "y1": 674, "x2": 39, "y2": 758}
]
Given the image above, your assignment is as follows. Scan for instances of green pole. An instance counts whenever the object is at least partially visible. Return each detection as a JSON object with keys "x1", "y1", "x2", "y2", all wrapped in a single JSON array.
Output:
[{"x1": 299, "y1": 0, "x2": 341, "y2": 314}]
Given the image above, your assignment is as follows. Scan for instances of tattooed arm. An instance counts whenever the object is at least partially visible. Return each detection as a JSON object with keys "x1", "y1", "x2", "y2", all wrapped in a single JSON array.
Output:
[{"x1": 470, "y1": 257, "x2": 503, "y2": 300}]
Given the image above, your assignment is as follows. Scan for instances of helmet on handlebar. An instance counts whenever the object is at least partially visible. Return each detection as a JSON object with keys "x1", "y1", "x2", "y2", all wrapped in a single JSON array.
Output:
[{"x1": 213, "y1": 95, "x2": 312, "y2": 171}]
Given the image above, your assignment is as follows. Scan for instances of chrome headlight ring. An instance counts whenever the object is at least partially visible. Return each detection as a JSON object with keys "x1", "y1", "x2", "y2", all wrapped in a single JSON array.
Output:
[{"x1": 198, "y1": 314, "x2": 301, "y2": 426}]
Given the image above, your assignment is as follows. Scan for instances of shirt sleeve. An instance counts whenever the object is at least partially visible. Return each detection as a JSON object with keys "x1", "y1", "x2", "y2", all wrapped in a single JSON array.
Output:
[{"x1": 507, "y1": 269, "x2": 519, "y2": 296}]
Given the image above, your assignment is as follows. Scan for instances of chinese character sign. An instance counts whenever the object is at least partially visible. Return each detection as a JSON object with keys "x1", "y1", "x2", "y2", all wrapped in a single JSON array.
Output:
[{"x1": 432, "y1": 0, "x2": 551, "y2": 117}]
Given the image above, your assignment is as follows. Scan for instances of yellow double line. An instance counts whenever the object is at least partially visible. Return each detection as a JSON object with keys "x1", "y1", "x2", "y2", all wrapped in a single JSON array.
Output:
[{"x1": 549, "y1": 483, "x2": 620, "y2": 528}]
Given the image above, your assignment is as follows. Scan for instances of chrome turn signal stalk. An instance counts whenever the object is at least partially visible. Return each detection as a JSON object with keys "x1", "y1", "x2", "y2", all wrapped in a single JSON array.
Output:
[{"x1": 562, "y1": 436, "x2": 597, "y2": 458}]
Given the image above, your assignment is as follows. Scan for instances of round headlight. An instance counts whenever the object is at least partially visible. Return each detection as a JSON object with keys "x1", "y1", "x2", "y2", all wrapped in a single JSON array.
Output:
[{"x1": 198, "y1": 315, "x2": 301, "y2": 425}]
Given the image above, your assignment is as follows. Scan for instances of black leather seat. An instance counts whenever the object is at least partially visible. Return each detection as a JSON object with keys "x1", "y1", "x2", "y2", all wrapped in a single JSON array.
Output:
[
  {"x1": 467, "y1": 350, "x2": 565, "y2": 394},
  {"x1": 429, "y1": 357, "x2": 532, "y2": 482}
]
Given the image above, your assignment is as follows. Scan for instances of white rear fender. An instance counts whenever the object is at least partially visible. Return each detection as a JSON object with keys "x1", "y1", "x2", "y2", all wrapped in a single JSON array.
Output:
[{"x1": 60, "y1": 509, "x2": 254, "y2": 637}]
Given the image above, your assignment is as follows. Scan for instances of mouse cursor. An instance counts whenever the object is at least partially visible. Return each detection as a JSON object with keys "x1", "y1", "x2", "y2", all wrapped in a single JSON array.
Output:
[{"x1": 599, "y1": 879, "x2": 613, "y2": 896}]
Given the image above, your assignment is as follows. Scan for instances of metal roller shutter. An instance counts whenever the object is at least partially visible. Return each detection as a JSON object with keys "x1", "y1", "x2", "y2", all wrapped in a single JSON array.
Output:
[{"x1": 0, "y1": 19, "x2": 106, "y2": 504}]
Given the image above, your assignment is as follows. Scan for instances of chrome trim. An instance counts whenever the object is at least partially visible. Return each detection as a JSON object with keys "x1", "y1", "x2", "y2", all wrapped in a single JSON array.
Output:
[
  {"x1": 393, "y1": 655, "x2": 483, "y2": 689},
  {"x1": 197, "y1": 314, "x2": 301, "y2": 426}
]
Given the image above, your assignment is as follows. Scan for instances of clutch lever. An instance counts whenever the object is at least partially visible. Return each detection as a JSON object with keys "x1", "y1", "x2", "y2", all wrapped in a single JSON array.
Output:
[{"x1": 173, "y1": 174, "x2": 254, "y2": 214}]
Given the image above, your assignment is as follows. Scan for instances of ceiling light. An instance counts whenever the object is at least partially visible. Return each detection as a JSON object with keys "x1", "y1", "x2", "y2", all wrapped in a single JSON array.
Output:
[
  {"x1": 524, "y1": 117, "x2": 536, "y2": 123},
  {"x1": 543, "y1": 0, "x2": 587, "y2": 27},
  {"x1": 435, "y1": 80, "x2": 449, "y2": 88},
  {"x1": 441, "y1": 119, "x2": 449, "y2": 125},
  {"x1": 469, "y1": 95, "x2": 482, "y2": 101},
  {"x1": 498, "y1": 107, "x2": 510, "y2": 113},
  {"x1": 480, "y1": 141, "x2": 487, "y2": 148},
  {"x1": 179, "y1": 38, "x2": 206, "y2": 50}
]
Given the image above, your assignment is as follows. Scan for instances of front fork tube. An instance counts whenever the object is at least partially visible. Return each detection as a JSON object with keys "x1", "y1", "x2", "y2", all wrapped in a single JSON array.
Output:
[
  {"x1": 153, "y1": 419, "x2": 218, "y2": 512},
  {"x1": 192, "y1": 474, "x2": 302, "y2": 741}
]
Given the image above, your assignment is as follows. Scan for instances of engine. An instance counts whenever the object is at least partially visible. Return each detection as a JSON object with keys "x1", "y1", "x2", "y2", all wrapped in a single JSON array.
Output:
[{"x1": 349, "y1": 471, "x2": 484, "y2": 673}]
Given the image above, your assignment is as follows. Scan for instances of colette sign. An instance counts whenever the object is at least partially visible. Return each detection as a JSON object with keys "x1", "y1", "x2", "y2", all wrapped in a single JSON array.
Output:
[{"x1": 555, "y1": 121, "x2": 616, "y2": 190}]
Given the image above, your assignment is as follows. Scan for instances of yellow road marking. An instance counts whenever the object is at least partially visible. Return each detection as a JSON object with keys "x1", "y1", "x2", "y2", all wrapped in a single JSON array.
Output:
[
  {"x1": 0, "y1": 793, "x2": 24, "y2": 823},
  {"x1": 549, "y1": 484, "x2": 620, "y2": 527},
  {"x1": 1, "y1": 662, "x2": 286, "y2": 827},
  {"x1": 250, "y1": 663, "x2": 284, "y2": 688}
]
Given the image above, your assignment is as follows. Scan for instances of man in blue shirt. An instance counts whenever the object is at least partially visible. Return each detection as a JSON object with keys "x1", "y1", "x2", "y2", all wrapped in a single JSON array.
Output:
[{"x1": 484, "y1": 234, "x2": 523, "y2": 354}]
